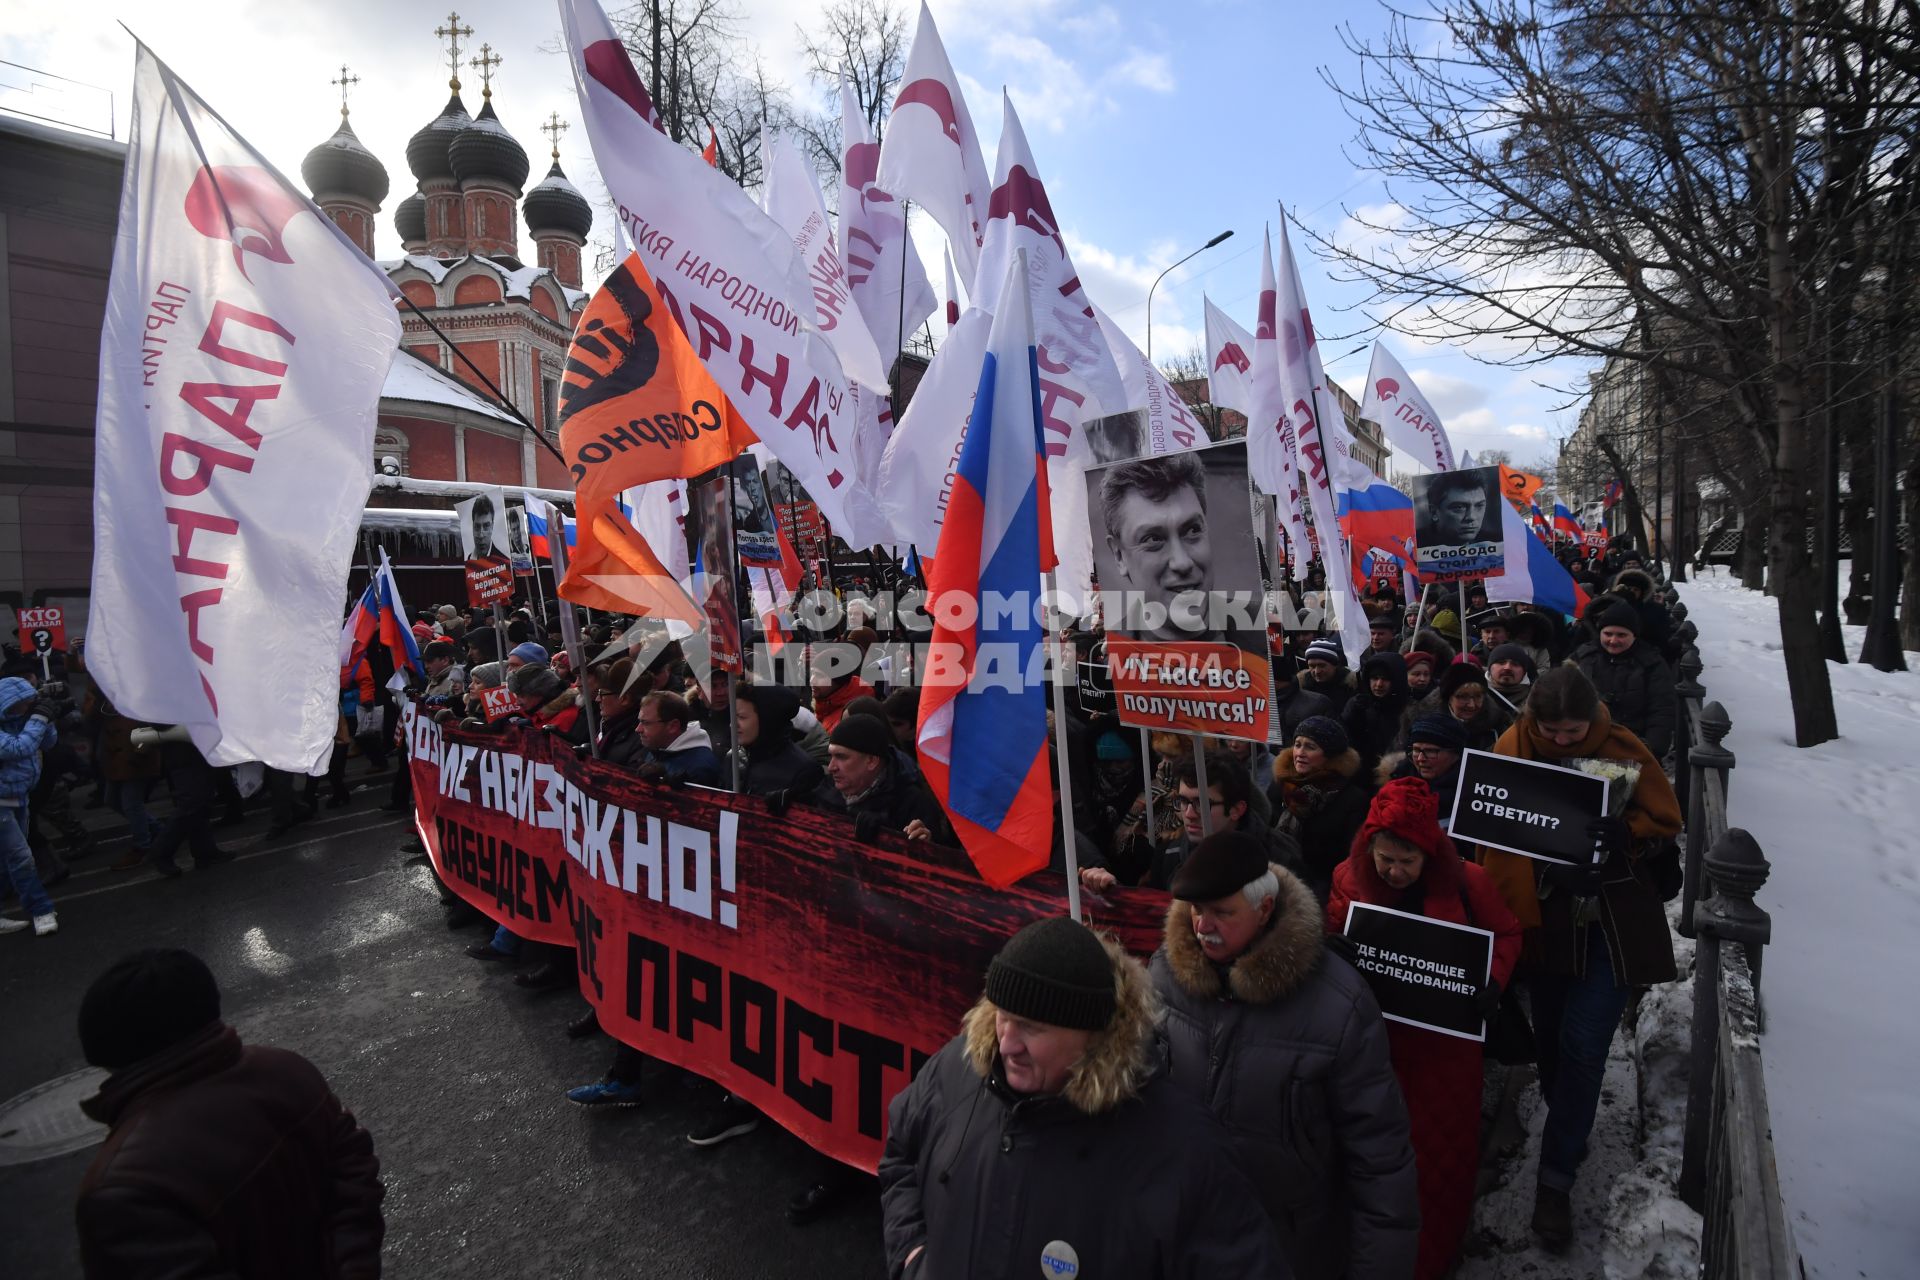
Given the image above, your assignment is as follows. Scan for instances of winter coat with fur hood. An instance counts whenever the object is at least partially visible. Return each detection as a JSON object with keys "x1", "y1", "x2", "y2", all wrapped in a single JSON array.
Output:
[
  {"x1": 1150, "y1": 865, "x2": 1419, "y2": 1280},
  {"x1": 879, "y1": 939, "x2": 1285, "y2": 1280}
]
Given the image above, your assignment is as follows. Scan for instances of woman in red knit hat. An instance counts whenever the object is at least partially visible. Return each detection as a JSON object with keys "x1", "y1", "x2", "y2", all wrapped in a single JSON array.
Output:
[{"x1": 1327, "y1": 777, "x2": 1521, "y2": 1280}]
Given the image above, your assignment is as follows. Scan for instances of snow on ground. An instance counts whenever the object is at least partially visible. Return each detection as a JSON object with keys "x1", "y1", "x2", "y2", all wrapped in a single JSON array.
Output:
[
  {"x1": 1683, "y1": 567, "x2": 1920, "y2": 1280},
  {"x1": 1459, "y1": 905, "x2": 1702, "y2": 1280}
]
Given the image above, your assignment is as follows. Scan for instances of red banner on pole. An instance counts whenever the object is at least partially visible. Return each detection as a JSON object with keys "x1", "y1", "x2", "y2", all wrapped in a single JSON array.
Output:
[
  {"x1": 465, "y1": 558, "x2": 514, "y2": 607},
  {"x1": 400, "y1": 704, "x2": 1168, "y2": 1171}
]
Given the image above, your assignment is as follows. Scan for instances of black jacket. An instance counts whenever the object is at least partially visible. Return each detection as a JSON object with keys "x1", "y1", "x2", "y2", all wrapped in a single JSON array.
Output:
[
  {"x1": 1273, "y1": 682, "x2": 1334, "y2": 744},
  {"x1": 77, "y1": 1024, "x2": 383, "y2": 1280},
  {"x1": 1570, "y1": 640, "x2": 1677, "y2": 758},
  {"x1": 810, "y1": 748, "x2": 953, "y2": 842},
  {"x1": 596, "y1": 708, "x2": 647, "y2": 769},
  {"x1": 1298, "y1": 668, "x2": 1355, "y2": 715},
  {"x1": 879, "y1": 941, "x2": 1285, "y2": 1280},
  {"x1": 1269, "y1": 747, "x2": 1371, "y2": 902},
  {"x1": 740, "y1": 738, "x2": 824, "y2": 797},
  {"x1": 1341, "y1": 653, "x2": 1409, "y2": 775},
  {"x1": 1151, "y1": 868, "x2": 1418, "y2": 1280}
]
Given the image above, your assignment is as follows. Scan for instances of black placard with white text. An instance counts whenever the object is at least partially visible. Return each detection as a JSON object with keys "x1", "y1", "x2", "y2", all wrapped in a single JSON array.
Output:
[
  {"x1": 1447, "y1": 749, "x2": 1610, "y2": 865},
  {"x1": 1341, "y1": 902, "x2": 1494, "y2": 1042}
]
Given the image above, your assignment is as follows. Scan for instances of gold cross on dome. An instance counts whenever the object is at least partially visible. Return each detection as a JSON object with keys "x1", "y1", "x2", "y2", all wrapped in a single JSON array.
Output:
[
  {"x1": 434, "y1": 12, "x2": 474, "y2": 91},
  {"x1": 469, "y1": 43, "x2": 503, "y2": 100},
  {"x1": 540, "y1": 112, "x2": 569, "y2": 160},
  {"x1": 330, "y1": 64, "x2": 360, "y2": 118}
]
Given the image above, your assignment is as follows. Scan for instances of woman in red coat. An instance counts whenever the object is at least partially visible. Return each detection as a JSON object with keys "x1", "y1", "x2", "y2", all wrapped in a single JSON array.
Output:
[{"x1": 1328, "y1": 777, "x2": 1521, "y2": 1280}]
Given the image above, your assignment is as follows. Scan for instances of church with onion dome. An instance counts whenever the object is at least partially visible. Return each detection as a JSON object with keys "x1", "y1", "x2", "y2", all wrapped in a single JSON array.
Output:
[{"x1": 297, "y1": 18, "x2": 595, "y2": 491}]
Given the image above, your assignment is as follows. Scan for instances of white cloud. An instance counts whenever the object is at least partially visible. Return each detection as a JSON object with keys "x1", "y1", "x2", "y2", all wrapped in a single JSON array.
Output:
[
  {"x1": 1504, "y1": 423, "x2": 1553, "y2": 441},
  {"x1": 1109, "y1": 50, "x2": 1175, "y2": 94},
  {"x1": 1402, "y1": 369, "x2": 1489, "y2": 421}
]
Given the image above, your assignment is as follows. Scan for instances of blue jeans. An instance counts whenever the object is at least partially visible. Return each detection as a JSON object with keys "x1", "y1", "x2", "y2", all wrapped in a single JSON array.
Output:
[
  {"x1": 108, "y1": 778, "x2": 158, "y2": 848},
  {"x1": 489, "y1": 925, "x2": 521, "y2": 956},
  {"x1": 1531, "y1": 926, "x2": 1633, "y2": 1191},
  {"x1": 1, "y1": 806, "x2": 55, "y2": 918}
]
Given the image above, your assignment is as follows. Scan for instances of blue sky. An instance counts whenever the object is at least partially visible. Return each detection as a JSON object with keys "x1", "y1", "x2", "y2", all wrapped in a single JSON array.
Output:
[{"x1": 1, "y1": 0, "x2": 1588, "y2": 468}]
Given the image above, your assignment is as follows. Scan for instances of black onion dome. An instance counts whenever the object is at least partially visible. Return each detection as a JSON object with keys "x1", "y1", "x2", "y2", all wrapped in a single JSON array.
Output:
[
  {"x1": 406, "y1": 92, "x2": 470, "y2": 182},
  {"x1": 301, "y1": 116, "x2": 389, "y2": 206},
  {"x1": 395, "y1": 193, "x2": 426, "y2": 244},
  {"x1": 449, "y1": 100, "x2": 530, "y2": 191},
  {"x1": 523, "y1": 160, "x2": 593, "y2": 239}
]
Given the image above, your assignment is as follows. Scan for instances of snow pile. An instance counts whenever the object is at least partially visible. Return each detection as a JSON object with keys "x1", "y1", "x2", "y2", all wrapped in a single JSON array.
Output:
[
  {"x1": 1682, "y1": 567, "x2": 1920, "y2": 1280},
  {"x1": 1600, "y1": 906, "x2": 1701, "y2": 1280}
]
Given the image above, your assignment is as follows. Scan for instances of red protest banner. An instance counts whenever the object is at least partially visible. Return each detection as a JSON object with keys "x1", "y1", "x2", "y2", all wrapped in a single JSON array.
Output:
[
  {"x1": 465, "y1": 558, "x2": 514, "y2": 607},
  {"x1": 400, "y1": 705, "x2": 1168, "y2": 1172},
  {"x1": 1105, "y1": 637, "x2": 1272, "y2": 743},
  {"x1": 479, "y1": 686, "x2": 518, "y2": 723},
  {"x1": 17, "y1": 607, "x2": 68, "y2": 654}
]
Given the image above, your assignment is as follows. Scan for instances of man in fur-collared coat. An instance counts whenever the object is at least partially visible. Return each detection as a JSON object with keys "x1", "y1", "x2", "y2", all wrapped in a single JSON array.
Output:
[
  {"x1": 1151, "y1": 832, "x2": 1419, "y2": 1280},
  {"x1": 879, "y1": 917, "x2": 1285, "y2": 1280}
]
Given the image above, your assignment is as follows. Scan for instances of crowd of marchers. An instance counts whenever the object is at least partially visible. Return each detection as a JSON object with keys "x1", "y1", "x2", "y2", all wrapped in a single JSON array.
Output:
[{"x1": 5, "y1": 536, "x2": 1692, "y2": 1278}]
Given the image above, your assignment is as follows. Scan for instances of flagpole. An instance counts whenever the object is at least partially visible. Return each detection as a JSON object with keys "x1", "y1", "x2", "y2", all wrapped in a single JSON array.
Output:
[
  {"x1": 397, "y1": 295, "x2": 570, "y2": 469},
  {"x1": 723, "y1": 457, "x2": 743, "y2": 794},
  {"x1": 1192, "y1": 736, "x2": 1214, "y2": 837},
  {"x1": 1405, "y1": 582, "x2": 1431, "y2": 655},
  {"x1": 549, "y1": 525, "x2": 600, "y2": 758},
  {"x1": 1014, "y1": 244, "x2": 1082, "y2": 922}
]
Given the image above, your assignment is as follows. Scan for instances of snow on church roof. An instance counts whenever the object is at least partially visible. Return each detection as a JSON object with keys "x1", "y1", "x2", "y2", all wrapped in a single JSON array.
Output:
[
  {"x1": 381, "y1": 351, "x2": 518, "y2": 424},
  {"x1": 380, "y1": 253, "x2": 584, "y2": 309}
]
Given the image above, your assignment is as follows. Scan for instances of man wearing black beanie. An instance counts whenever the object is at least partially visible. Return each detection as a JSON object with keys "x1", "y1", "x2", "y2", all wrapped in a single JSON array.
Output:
[
  {"x1": 74, "y1": 949, "x2": 385, "y2": 1278},
  {"x1": 880, "y1": 917, "x2": 1284, "y2": 1278},
  {"x1": 800, "y1": 713, "x2": 952, "y2": 845}
]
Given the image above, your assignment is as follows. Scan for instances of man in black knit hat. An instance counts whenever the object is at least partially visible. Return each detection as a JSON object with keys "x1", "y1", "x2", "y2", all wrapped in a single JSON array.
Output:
[
  {"x1": 879, "y1": 916, "x2": 1284, "y2": 1278},
  {"x1": 73, "y1": 949, "x2": 384, "y2": 1278}
]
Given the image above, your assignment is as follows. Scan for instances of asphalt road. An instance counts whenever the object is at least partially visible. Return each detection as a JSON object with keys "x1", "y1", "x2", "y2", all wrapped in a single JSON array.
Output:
[{"x1": 0, "y1": 778, "x2": 885, "y2": 1278}]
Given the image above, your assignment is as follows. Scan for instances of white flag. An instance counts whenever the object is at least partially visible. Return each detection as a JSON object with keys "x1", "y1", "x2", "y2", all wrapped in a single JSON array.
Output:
[
  {"x1": 763, "y1": 129, "x2": 890, "y2": 392},
  {"x1": 1093, "y1": 306, "x2": 1208, "y2": 456},
  {"x1": 1357, "y1": 340, "x2": 1457, "y2": 472},
  {"x1": 839, "y1": 81, "x2": 937, "y2": 364},
  {"x1": 1273, "y1": 216, "x2": 1369, "y2": 660},
  {"x1": 1247, "y1": 228, "x2": 1309, "y2": 574},
  {"x1": 89, "y1": 45, "x2": 399, "y2": 772},
  {"x1": 877, "y1": 1, "x2": 992, "y2": 284},
  {"x1": 876, "y1": 307, "x2": 992, "y2": 559},
  {"x1": 1203, "y1": 296, "x2": 1256, "y2": 417},
  {"x1": 559, "y1": 0, "x2": 879, "y2": 544}
]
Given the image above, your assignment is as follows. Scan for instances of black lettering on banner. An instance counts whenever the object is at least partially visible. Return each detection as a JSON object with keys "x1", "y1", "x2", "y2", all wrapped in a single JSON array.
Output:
[
  {"x1": 838, "y1": 1024, "x2": 905, "y2": 1140},
  {"x1": 571, "y1": 896, "x2": 604, "y2": 999},
  {"x1": 627, "y1": 933, "x2": 671, "y2": 1033},
  {"x1": 533, "y1": 855, "x2": 571, "y2": 924},
  {"x1": 729, "y1": 973, "x2": 780, "y2": 1086},
  {"x1": 783, "y1": 998, "x2": 834, "y2": 1121},
  {"x1": 676, "y1": 953, "x2": 724, "y2": 1043},
  {"x1": 513, "y1": 846, "x2": 534, "y2": 919}
]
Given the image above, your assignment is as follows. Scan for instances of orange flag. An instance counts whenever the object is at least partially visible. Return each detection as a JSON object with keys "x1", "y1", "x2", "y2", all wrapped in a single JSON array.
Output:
[
  {"x1": 1499, "y1": 464, "x2": 1543, "y2": 509},
  {"x1": 702, "y1": 125, "x2": 719, "y2": 167},
  {"x1": 556, "y1": 252, "x2": 753, "y2": 623}
]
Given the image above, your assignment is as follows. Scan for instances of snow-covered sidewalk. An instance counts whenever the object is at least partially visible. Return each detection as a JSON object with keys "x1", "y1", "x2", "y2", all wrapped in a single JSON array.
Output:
[{"x1": 1683, "y1": 568, "x2": 1920, "y2": 1280}]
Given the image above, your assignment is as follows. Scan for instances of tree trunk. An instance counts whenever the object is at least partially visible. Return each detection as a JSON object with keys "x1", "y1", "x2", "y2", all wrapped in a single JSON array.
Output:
[
  {"x1": 1738, "y1": 489, "x2": 1770, "y2": 590},
  {"x1": 1900, "y1": 450, "x2": 1920, "y2": 653},
  {"x1": 1843, "y1": 431, "x2": 1874, "y2": 623}
]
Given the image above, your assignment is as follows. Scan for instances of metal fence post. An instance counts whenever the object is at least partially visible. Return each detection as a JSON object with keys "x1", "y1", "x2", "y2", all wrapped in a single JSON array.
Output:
[
  {"x1": 1680, "y1": 701, "x2": 1734, "y2": 939},
  {"x1": 1681, "y1": 827, "x2": 1773, "y2": 1209},
  {"x1": 1701, "y1": 827, "x2": 1774, "y2": 999}
]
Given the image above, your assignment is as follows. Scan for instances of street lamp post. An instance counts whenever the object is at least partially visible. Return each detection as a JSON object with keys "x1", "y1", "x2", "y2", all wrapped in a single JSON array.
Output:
[{"x1": 1146, "y1": 230, "x2": 1234, "y2": 361}]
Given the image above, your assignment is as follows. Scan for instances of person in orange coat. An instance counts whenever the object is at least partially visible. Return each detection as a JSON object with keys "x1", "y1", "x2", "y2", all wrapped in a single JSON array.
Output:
[
  {"x1": 1475, "y1": 665, "x2": 1682, "y2": 1252},
  {"x1": 1328, "y1": 777, "x2": 1521, "y2": 1280}
]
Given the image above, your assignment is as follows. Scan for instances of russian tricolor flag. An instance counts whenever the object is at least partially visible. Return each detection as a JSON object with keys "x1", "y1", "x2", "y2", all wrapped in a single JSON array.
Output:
[
  {"x1": 916, "y1": 253, "x2": 1054, "y2": 888},
  {"x1": 1485, "y1": 500, "x2": 1591, "y2": 618},
  {"x1": 1337, "y1": 474, "x2": 1418, "y2": 593},
  {"x1": 1553, "y1": 501, "x2": 1583, "y2": 542},
  {"x1": 339, "y1": 548, "x2": 424, "y2": 684},
  {"x1": 523, "y1": 493, "x2": 577, "y2": 559}
]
